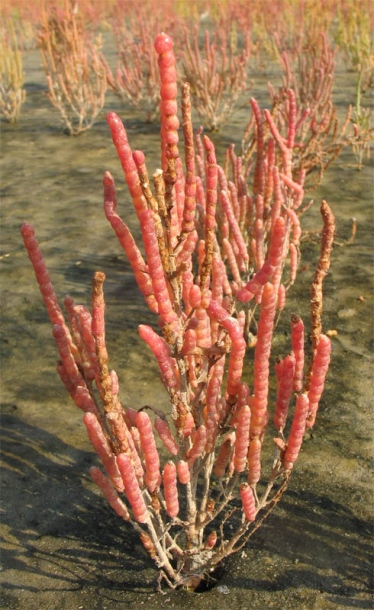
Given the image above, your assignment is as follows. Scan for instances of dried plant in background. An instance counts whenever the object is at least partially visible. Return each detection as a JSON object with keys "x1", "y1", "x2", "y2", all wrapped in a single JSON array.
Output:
[
  {"x1": 180, "y1": 24, "x2": 251, "y2": 131},
  {"x1": 21, "y1": 33, "x2": 334, "y2": 591},
  {"x1": 0, "y1": 18, "x2": 26, "y2": 123},
  {"x1": 37, "y1": 2, "x2": 107, "y2": 135},
  {"x1": 104, "y1": 22, "x2": 160, "y2": 123},
  {"x1": 103, "y1": 0, "x2": 185, "y2": 123}
]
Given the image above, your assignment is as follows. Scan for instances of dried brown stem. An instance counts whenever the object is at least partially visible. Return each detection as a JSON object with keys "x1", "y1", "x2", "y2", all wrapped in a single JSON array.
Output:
[{"x1": 307, "y1": 199, "x2": 335, "y2": 385}]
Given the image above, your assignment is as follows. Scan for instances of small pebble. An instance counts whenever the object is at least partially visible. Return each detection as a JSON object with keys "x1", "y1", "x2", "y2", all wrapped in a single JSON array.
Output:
[
  {"x1": 217, "y1": 585, "x2": 230, "y2": 594},
  {"x1": 337, "y1": 308, "x2": 356, "y2": 319}
]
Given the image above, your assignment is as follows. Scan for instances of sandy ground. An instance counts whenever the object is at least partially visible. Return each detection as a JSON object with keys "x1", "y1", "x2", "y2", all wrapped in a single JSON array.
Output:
[{"x1": 0, "y1": 43, "x2": 373, "y2": 610}]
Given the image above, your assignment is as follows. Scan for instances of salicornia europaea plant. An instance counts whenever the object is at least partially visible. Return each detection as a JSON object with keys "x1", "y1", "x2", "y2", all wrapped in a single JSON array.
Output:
[
  {"x1": 180, "y1": 24, "x2": 251, "y2": 131},
  {"x1": 21, "y1": 33, "x2": 334, "y2": 591},
  {"x1": 37, "y1": 2, "x2": 107, "y2": 135},
  {"x1": 104, "y1": 7, "x2": 181, "y2": 123}
]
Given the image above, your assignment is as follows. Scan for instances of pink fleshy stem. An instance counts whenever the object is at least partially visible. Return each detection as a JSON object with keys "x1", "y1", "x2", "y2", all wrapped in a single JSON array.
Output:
[
  {"x1": 63, "y1": 297, "x2": 83, "y2": 366},
  {"x1": 289, "y1": 243, "x2": 298, "y2": 284},
  {"x1": 306, "y1": 334, "x2": 331, "y2": 429},
  {"x1": 105, "y1": 411, "x2": 138, "y2": 467},
  {"x1": 248, "y1": 437, "x2": 262, "y2": 485},
  {"x1": 250, "y1": 283, "x2": 277, "y2": 436},
  {"x1": 92, "y1": 271, "x2": 119, "y2": 414},
  {"x1": 177, "y1": 459, "x2": 190, "y2": 484},
  {"x1": 90, "y1": 466, "x2": 130, "y2": 521},
  {"x1": 177, "y1": 229, "x2": 198, "y2": 266},
  {"x1": 189, "y1": 283, "x2": 202, "y2": 309},
  {"x1": 219, "y1": 190, "x2": 249, "y2": 267},
  {"x1": 180, "y1": 82, "x2": 197, "y2": 236},
  {"x1": 56, "y1": 361, "x2": 98, "y2": 415},
  {"x1": 283, "y1": 393, "x2": 310, "y2": 470},
  {"x1": 279, "y1": 172, "x2": 304, "y2": 209},
  {"x1": 214, "y1": 432, "x2": 235, "y2": 477},
  {"x1": 138, "y1": 209, "x2": 179, "y2": 330},
  {"x1": 273, "y1": 353, "x2": 296, "y2": 432},
  {"x1": 154, "y1": 32, "x2": 179, "y2": 206},
  {"x1": 135, "y1": 411, "x2": 161, "y2": 494},
  {"x1": 187, "y1": 424, "x2": 207, "y2": 468},
  {"x1": 106, "y1": 113, "x2": 147, "y2": 217},
  {"x1": 64, "y1": 300, "x2": 96, "y2": 382},
  {"x1": 255, "y1": 193, "x2": 264, "y2": 223},
  {"x1": 240, "y1": 483, "x2": 257, "y2": 521},
  {"x1": 228, "y1": 181, "x2": 241, "y2": 226},
  {"x1": 211, "y1": 253, "x2": 225, "y2": 305},
  {"x1": 83, "y1": 412, "x2": 124, "y2": 491},
  {"x1": 223, "y1": 238, "x2": 242, "y2": 288},
  {"x1": 52, "y1": 323, "x2": 85, "y2": 389},
  {"x1": 195, "y1": 305, "x2": 212, "y2": 349},
  {"x1": 154, "y1": 417, "x2": 180, "y2": 456},
  {"x1": 56, "y1": 361, "x2": 75, "y2": 395},
  {"x1": 286, "y1": 89, "x2": 297, "y2": 151},
  {"x1": 204, "y1": 531, "x2": 218, "y2": 550},
  {"x1": 73, "y1": 305, "x2": 97, "y2": 371},
  {"x1": 254, "y1": 217, "x2": 264, "y2": 269},
  {"x1": 267, "y1": 216, "x2": 287, "y2": 270},
  {"x1": 110, "y1": 369, "x2": 119, "y2": 397},
  {"x1": 180, "y1": 328, "x2": 197, "y2": 356},
  {"x1": 66, "y1": 376, "x2": 99, "y2": 415},
  {"x1": 206, "y1": 300, "x2": 246, "y2": 398},
  {"x1": 20, "y1": 223, "x2": 66, "y2": 327},
  {"x1": 233, "y1": 405, "x2": 251, "y2": 473},
  {"x1": 123, "y1": 425, "x2": 145, "y2": 486},
  {"x1": 205, "y1": 356, "x2": 225, "y2": 421},
  {"x1": 264, "y1": 139, "x2": 275, "y2": 207},
  {"x1": 270, "y1": 166, "x2": 284, "y2": 227},
  {"x1": 163, "y1": 461, "x2": 179, "y2": 518},
  {"x1": 116, "y1": 452, "x2": 149, "y2": 523},
  {"x1": 277, "y1": 283, "x2": 286, "y2": 311},
  {"x1": 103, "y1": 172, "x2": 158, "y2": 314},
  {"x1": 138, "y1": 324, "x2": 178, "y2": 390},
  {"x1": 291, "y1": 315, "x2": 305, "y2": 392},
  {"x1": 264, "y1": 109, "x2": 292, "y2": 178},
  {"x1": 250, "y1": 97, "x2": 265, "y2": 197},
  {"x1": 200, "y1": 136, "x2": 218, "y2": 292},
  {"x1": 236, "y1": 261, "x2": 275, "y2": 303},
  {"x1": 236, "y1": 382, "x2": 251, "y2": 414},
  {"x1": 195, "y1": 126, "x2": 205, "y2": 182},
  {"x1": 204, "y1": 413, "x2": 218, "y2": 454}
]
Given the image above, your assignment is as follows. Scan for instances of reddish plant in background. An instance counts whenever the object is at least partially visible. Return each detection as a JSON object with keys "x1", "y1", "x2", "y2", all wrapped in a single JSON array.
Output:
[
  {"x1": 180, "y1": 24, "x2": 251, "y2": 131},
  {"x1": 37, "y1": 1, "x2": 107, "y2": 135},
  {"x1": 104, "y1": 17, "x2": 161, "y2": 123},
  {"x1": 21, "y1": 32, "x2": 335, "y2": 590},
  {"x1": 242, "y1": 29, "x2": 373, "y2": 190},
  {"x1": 104, "y1": 7, "x2": 181, "y2": 123}
]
